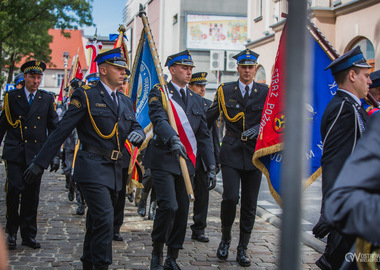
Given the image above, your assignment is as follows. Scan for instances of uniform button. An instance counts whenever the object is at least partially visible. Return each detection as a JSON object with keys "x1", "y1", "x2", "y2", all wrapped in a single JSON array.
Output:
[
  {"x1": 25, "y1": 140, "x2": 27, "y2": 143},
  {"x1": 37, "y1": 116, "x2": 40, "y2": 119},
  {"x1": 24, "y1": 126, "x2": 27, "y2": 129},
  {"x1": 34, "y1": 126, "x2": 37, "y2": 129},
  {"x1": 35, "y1": 140, "x2": 37, "y2": 143}
]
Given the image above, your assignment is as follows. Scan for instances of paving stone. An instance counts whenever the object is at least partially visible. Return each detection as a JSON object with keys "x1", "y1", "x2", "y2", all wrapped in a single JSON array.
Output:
[{"x1": 0, "y1": 166, "x2": 322, "y2": 269}]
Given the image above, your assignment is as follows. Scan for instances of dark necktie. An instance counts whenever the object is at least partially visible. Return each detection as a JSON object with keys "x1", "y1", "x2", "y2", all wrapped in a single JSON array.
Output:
[
  {"x1": 243, "y1": 85, "x2": 250, "y2": 105},
  {"x1": 111, "y1": 92, "x2": 118, "y2": 111},
  {"x1": 180, "y1": 88, "x2": 187, "y2": 105},
  {"x1": 28, "y1": 93, "x2": 34, "y2": 106}
]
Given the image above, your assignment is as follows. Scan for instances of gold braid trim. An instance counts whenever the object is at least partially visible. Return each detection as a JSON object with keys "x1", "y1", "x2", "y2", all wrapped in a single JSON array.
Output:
[
  {"x1": 217, "y1": 85, "x2": 246, "y2": 131},
  {"x1": 83, "y1": 90, "x2": 120, "y2": 151},
  {"x1": 3, "y1": 93, "x2": 23, "y2": 140}
]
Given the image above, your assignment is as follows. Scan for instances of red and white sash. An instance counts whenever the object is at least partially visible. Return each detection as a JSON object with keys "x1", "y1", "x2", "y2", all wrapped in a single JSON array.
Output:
[{"x1": 168, "y1": 93, "x2": 197, "y2": 167}]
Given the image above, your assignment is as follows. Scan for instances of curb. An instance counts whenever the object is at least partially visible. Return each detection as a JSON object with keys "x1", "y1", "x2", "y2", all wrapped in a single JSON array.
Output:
[{"x1": 213, "y1": 185, "x2": 325, "y2": 254}]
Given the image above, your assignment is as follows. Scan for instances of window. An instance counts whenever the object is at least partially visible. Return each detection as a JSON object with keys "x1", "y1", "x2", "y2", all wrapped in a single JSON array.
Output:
[
  {"x1": 350, "y1": 38, "x2": 375, "y2": 72},
  {"x1": 254, "y1": 0, "x2": 263, "y2": 21},
  {"x1": 57, "y1": 73, "x2": 64, "y2": 87},
  {"x1": 255, "y1": 65, "x2": 266, "y2": 84}
]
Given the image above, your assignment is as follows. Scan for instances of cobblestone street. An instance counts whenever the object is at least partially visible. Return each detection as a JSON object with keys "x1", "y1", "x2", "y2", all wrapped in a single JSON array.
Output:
[{"x1": 0, "y1": 166, "x2": 321, "y2": 269}]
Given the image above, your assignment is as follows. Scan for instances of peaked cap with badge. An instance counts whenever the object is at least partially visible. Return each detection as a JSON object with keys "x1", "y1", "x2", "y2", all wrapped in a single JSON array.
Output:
[
  {"x1": 165, "y1": 50, "x2": 195, "y2": 68},
  {"x1": 325, "y1": 46, "x2": 372, "y2": 75},
  {"x1": 94, "y1": 47, "x2": 130, "y2": 75},
  {"x1": 13, "y1": 73, "x2": 24, "y2": 85},
  {"x1": 189, "y1": 72, "x2": 208, "y2": 85},
  {"x1": 21, "y1": 60, "x2": 46, "y2": 75},
  {"x1": 85, "y1": 73, "x2": 100, "y2": 83},
  {"x1": 233, "y1": 49, "x2": 259, "y2": 66}
]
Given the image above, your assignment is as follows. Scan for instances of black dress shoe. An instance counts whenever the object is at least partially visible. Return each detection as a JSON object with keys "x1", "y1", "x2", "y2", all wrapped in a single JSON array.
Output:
[
  {"x1": 21, "y1": 238, "x2": 41, "y2": 249},
  {"x1": 113, "y1": 234, "x2": 123, "y2": 241},
  {"x1": 236, "y1": 247, "x2": 251, "y2": 267},
  {"x1": 216, "y1": 240, "x2": 230, "y2": 260},
  {"x1": 76, "y1": 204, "x2": 85, "y2": 215},
  {"x1": 316, "y1": 255, "x2": 332, "y2": 270},
  {"x1": 126, "y1": 192, "x2": 134, "y2": 202},
  {"x1": 7, "y1": 234, "x2": 16, "y2": 250},
  {"x1": 163, "y1": 257, "x2": 181, "y2": 270},
  {"x1": 191, "y1": 233, "x2": 209, "y2": 242}
]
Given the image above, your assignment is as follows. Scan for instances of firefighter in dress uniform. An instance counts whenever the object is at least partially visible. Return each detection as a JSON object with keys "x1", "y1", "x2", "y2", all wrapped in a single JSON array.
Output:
[
  {"x1": 143, "y1": 50, "x2": 217, "y2": 270},
  {"x1": 207, "y1": 49, "x2": 269, "y2": 267},
  {"x1": 188, "y1": 72, "x2": 220, "y2": 243},
  {"x1": 23, "y1": 48, "x2": 145, "y2": 270},
  {"x1": 0, "y1": 60, "x2": 60, "y2": 250},
  {"x1": 312, "y1": 46, "x2": 372, "y2": 269}
]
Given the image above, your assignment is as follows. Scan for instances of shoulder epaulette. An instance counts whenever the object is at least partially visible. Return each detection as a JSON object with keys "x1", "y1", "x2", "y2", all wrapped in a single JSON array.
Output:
[
  {"x1": 82, "y1": 85, "x2": 91, "y2": 90},
  {"x1": 257, "y1": 82, "x2": 269, "y2": 88},
  {"x1": 153, "y1": 83, "x2": 163, "y2": 90},
  {"x1": 39, "y1": 89, "x2": 54, "y2": 96}
]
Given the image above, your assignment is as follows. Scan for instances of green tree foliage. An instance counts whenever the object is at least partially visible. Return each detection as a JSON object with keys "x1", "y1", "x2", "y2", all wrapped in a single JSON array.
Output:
[{"x1": 0, "y1": 0, "x2": 94, "y2": 87}]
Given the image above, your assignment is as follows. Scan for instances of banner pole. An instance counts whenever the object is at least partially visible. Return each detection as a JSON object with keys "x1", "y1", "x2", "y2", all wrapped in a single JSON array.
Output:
[{"x1": 138, "y1": 5, "x2": 195, "y2": 202}]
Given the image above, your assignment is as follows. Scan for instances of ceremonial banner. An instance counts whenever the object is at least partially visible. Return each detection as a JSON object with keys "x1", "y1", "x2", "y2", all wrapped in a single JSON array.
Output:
[
  {"x1": 85, "y1": 39, "x2": 102, "y2": 78},
  {"x1": 129, "y1": 31, "x2": 160, "y2": 147},
  {"x1": 252, "y1": 24, "x2": 337, "y2": 205}
]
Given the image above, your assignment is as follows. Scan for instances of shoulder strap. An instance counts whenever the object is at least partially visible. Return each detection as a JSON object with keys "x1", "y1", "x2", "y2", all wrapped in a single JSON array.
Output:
[
  {"x1": 217, "y1": 84, "x2": 246, "y2": 131},
  {"x1": 3, "y1": 93, "x2": 23, "y2": 139}
]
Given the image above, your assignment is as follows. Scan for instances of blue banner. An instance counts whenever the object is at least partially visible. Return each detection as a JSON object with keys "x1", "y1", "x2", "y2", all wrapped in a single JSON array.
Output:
[
  {"x1": 253, "y1": 28, "x2": 337, "y2": 205},
  {"x1": 130, "y1": 33, "x2": 159, "y2": 130}
]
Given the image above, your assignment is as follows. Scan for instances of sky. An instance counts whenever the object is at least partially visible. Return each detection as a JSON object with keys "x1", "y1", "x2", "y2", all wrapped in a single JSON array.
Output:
[{"x1": 82, "y1": 0, "x2": 127, "y2": 37}]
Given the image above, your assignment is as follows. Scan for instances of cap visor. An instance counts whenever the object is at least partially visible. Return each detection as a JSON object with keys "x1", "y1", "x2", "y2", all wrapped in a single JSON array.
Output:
[
  {"x1": 105, "y1": 60, "x2": 128, "y2": 69},
  {"x1": 353, "y1": 63, "x2": 372, "y2": 68},
  {"x1": 175, "y1": 62, "x2": 195, "y2": 68}
]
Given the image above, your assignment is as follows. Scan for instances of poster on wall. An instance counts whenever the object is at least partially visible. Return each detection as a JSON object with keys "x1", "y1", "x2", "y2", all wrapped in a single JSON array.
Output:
[{"x1": 186, "y1": 13, "x2": 247, "y2": 50}]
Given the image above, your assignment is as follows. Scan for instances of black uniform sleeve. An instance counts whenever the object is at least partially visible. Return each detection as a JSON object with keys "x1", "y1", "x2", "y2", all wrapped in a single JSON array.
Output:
[
  {"x1": 46, "y1": 93, "x2": 59, "y2": 134},
  {"x1": 148, "y1": 85, "x2": 177, "y2": 144},
  {"x1": 0, "y1": 109, "x2": 10, "y2": 146},
  {"x1": 33, "y1": 89, "x2": 87, "y2": 168},
  {"x1": 125, "y1": 97, "x2": 145, "y2": 145},
  {"x1": 194, "y1": 98, "x2": 216, "y2": 169},
  {"x1": 206, "y1": 90, "x2": 220, "y2": 129}
]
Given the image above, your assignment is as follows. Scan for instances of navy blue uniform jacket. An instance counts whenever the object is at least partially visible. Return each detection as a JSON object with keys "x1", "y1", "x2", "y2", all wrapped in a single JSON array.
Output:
[
  {"x1": 32, "y1": 83, "x2": 144, "y2": 191},
  {"x1": 206, "y1": 80, "x2": 268, "y2": 171},
  {"x1": 320, "y1": 90, "x2": 369, "y2": 202},
  {"x1": 143, "y1": 82, "x2": 215, "y2": 176},
  {"x1": 0, "y1": 88, "x2": 58, "y2": 167}
]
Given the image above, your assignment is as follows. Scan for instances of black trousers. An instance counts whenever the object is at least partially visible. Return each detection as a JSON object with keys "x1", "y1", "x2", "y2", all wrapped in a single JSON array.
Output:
[
  {"x1": 113, "y1": 168, "x2": 128, "y2": 234},
  {"x1": 141, "y1": 168, "x2": 156, "y2": 201},
  {"x1": 79, "y1": 183, "x2": 118, "y2": 267},
  {"x1": 151, "y1": 170, "x2": 190, "y2": 249},
  {"x1": 320, "y1": 229, "x2": 355, "y2": 269},
  {"x1": 190, "y1": 168, "x2": 209, "y2": 235},
  {"x1": 220, "y1": 165, "x2": 262, "y2": 234},
  {"x1": 5, "y1": 161, "x2": 42, "y2": 239}
]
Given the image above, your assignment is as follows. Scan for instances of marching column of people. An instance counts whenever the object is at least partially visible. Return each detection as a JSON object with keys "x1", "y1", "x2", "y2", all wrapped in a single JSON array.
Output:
[
  {"x1": 207, "y1": 49, "x2": 269, "y2": 267},
  {"x1": 23, "y1": 48, "x2": 145, "y2": 270}
]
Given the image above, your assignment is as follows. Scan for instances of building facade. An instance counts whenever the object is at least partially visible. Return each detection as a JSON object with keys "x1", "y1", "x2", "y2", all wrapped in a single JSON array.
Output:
[
  {"x1": 247, "y1": 0, "x2": 379, "y2": 84},
  {"x1": 124, "y1": 0, "x2": 248, "y2": 95}
]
